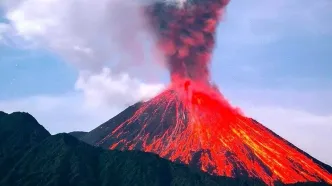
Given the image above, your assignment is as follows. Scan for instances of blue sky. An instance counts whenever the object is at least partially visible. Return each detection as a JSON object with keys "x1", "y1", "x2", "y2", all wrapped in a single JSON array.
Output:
[
  {"x1": 0, "y1": 0, "x2": 331, "y2": 165},
  {"x1": 0, "y1": 48, "x2": 77, "y2": 98}
]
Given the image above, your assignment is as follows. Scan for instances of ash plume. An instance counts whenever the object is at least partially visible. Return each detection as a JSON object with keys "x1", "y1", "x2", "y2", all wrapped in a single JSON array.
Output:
[{"x1": 145, "y1": 0, "x2": 230, "y2": 84}]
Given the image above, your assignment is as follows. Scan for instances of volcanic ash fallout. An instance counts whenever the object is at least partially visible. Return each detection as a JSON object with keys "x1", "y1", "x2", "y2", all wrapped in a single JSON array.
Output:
[{"x1": 96, "y1": 0, "x2": 332, "y2": 185}]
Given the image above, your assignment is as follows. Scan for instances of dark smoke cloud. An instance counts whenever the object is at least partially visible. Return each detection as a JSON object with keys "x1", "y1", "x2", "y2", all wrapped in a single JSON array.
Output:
[{"x1": 144, "y1": 0, "x2": 230, "y2": 84}]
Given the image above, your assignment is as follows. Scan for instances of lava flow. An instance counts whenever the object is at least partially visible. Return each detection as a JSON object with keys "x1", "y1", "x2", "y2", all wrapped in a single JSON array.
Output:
[
  {"x1": 96, "y1": 79, "x2": 332, "y2": 185},
  {"x1": 94, "y1": 0, "x2": 332, "y2": 185}
]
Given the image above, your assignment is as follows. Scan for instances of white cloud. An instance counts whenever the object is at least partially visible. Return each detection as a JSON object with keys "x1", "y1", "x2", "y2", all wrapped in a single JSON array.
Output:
[
  {"x1": 75, "y1": 67, "x2": 165, "y2": 108},
  {"x1": 0, "y1": 23, "x2": 11, "y2": 45},
  {"x1": 0, "y1": 23, "x2": 9, "y2": 38},
  {"x1": 0, "y1": 0, "x2": 165, "y2": 130},
  {"x1": 2, "y1": 0, "x2": 166, "y2": 71},
  {"x1": 1, "y1": 0, "x2": 168, "y2": 110},
  {"x1": 0, "y1": 66, "x2": 165, "y2": 133}
]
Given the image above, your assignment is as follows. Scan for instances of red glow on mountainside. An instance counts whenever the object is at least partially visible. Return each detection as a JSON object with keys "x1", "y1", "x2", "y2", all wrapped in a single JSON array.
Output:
[
  {"x1": 94, "y1": 0, "x2": 332, "y2": 185},
  {"x1": 97, "y1": 78, "x2": 332, "y2": 185}
]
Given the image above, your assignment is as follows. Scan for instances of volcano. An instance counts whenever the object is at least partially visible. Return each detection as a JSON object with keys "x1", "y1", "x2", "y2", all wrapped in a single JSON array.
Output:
[
  {"x1": 81, "y1": 79, "x2": 332, "y2": 185},
  {"x1": 83, "y1": 0, "x2": 332, "y2": 185}
]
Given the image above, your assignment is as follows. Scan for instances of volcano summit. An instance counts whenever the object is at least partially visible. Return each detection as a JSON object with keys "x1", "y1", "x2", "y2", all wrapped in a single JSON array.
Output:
[{"x1": 80, "y1": 0, "x2": 332, "y2": 185}]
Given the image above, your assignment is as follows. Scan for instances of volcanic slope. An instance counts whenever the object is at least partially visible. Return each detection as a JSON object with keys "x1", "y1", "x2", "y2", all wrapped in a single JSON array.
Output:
[{"x1": 81, "y1": 82, "x2": 332, "y2": 186}]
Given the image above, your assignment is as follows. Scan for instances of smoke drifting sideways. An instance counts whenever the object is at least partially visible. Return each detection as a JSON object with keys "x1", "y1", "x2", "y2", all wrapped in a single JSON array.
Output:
[
  {"x1": 145, "y1": 0, "x2": 230, "y2": 84},
  {"x1": 1, "y1": 0, "x2": 168, "y2": 78},
  {"x1": 1, "y1": 0, "x2": 173, "y2": 107}
]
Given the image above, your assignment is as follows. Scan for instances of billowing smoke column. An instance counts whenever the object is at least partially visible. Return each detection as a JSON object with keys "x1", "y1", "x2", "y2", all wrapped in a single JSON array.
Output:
[{"x1": 145, "y1": 0, "x2": 230, "y2": 84}]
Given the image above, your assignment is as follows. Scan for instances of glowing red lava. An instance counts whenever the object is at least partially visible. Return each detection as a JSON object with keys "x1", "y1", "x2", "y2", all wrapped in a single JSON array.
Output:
[
  {"x1": 96, "y1": 78, "x2": 332, "y2": 185},
  {"x1": 94, "y1": 0, "x2": 332, "y2": 185}
]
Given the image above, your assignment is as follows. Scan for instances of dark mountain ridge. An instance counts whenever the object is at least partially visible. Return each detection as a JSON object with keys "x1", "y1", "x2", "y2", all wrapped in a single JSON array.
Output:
[
  {"x1": 0, "y1": 110, "x2": 330, "y2": 186},
  {"x1": 0, "y1": 112, "x2": 51, "y2": 179},
  {"x1": 69, "y1": 131, "x2": 88, "y2": 139},
  {"x1": 0, "y1": 111, "x2": 265, "y2": 186}
]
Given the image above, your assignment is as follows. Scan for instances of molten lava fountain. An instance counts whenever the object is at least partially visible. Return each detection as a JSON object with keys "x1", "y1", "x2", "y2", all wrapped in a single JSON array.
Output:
[{"x1": 96, "y1": 0, "x2": 332, "y2": 185}]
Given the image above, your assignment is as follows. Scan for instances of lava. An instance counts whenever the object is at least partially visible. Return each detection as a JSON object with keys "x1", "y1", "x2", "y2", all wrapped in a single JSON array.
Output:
[{"x1": 95, "y1": 0, "x2": 332, "y2": 185}]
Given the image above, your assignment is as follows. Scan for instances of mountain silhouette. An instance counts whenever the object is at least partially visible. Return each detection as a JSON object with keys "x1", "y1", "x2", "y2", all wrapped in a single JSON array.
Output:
[
  {"x1": 0, "y1": 112, "x2": 51, "y2": 179},
  {"x1": 0, "y1": 111, "x2": 270, "y2": 186},
  {"x1": 69, "y1": 131, "x2": 88, "y2": 139}
]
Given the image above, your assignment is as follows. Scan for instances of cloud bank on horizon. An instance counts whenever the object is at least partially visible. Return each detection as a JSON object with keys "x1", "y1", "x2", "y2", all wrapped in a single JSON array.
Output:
[{"x1": 0, "y1": 0, "x2": 332, "y2": 165}]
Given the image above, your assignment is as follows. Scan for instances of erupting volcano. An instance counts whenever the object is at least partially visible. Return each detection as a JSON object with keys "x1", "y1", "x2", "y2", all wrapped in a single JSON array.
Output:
[{"x1": 82, "y1": 0, "x2": 332, "y2": 185}]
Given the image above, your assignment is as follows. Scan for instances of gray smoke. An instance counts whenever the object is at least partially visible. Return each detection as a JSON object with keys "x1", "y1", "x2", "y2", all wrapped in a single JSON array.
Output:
[
  {"x1": 1, "y1": 0, "x2": 168, "y2": 107},
  {"x1": 1, "y1": 0, "x2": 168, "y2": 74}
]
